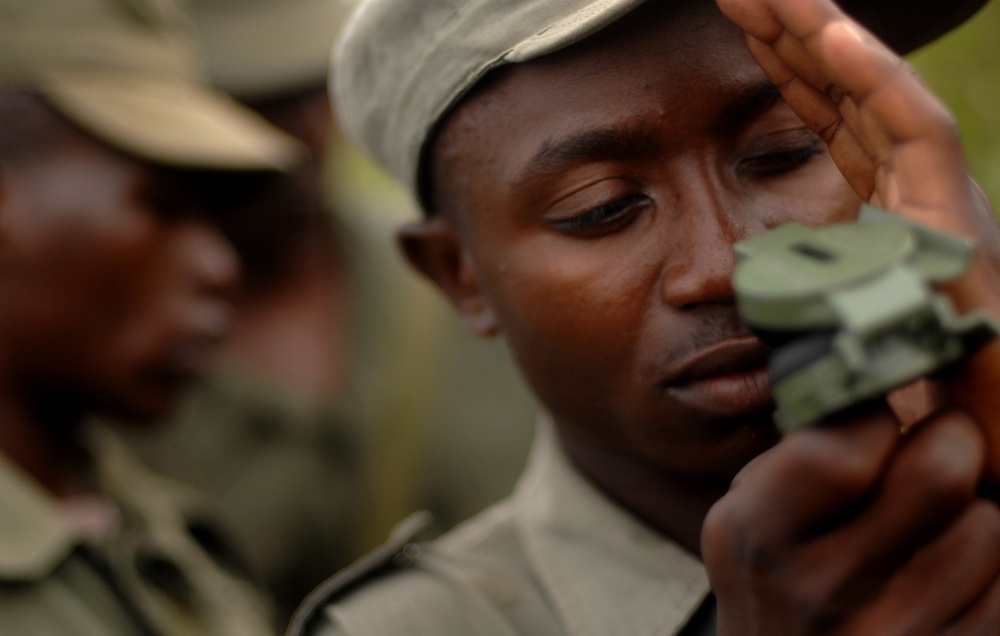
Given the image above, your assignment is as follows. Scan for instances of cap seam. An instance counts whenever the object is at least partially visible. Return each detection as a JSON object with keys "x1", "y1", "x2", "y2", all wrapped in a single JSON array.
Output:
[{"x1": 532, "y1": 0, "x2": 615, "y2": 39}]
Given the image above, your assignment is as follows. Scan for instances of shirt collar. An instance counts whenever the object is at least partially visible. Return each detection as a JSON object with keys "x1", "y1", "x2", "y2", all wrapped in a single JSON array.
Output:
[
  {"x1": 0, "y1": 453, "x2": 77, "y2": 582},
  {"x1": 0, "y1": 423, "x2": 206, "y2": 584},
  {"x1": 512, "y1": 419, "x2": 711, "y2": 636}
]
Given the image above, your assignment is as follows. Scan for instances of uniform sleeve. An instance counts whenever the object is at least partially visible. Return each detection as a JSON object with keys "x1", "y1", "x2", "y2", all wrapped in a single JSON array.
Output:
[{"x1": 307, "y1": 613, "x2": 347, "y2": 636}]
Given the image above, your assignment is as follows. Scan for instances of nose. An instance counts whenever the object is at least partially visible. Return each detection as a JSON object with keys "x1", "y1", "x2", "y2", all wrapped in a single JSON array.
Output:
[
  {"x1": 659, "y1": 187, "x2": 767, "y2": 309},
  {"x1": 177, "y1": 219, "x2": 242, "y2": 300}
]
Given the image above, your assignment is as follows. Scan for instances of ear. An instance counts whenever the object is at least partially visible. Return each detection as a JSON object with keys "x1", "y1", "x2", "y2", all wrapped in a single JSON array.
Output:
[{"x1": 397, "y1": 217, "x2": 499, "y2": 337}]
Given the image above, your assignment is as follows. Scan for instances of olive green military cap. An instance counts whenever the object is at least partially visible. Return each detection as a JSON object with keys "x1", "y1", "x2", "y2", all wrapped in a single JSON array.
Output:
[
  {"x1": 190, "y1": 0, "x2": 355, "y2": 100},
  {"x1": 333, "y1": 0, "x2": 989, "y2": 205},
  {"x1": 0, "y1": 0, "x2": 302, "y2": 171}
]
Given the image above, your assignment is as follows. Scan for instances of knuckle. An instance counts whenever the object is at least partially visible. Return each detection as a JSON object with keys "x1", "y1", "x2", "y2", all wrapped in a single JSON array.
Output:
[
  {"x1": 702, "y1": 495, "x2": 785, "y2": 580},
  {"x1": 781, "y1": 430, "x2": 879, "y2": 494},
  {"x1": 963, "y1": 500, "x2": 1000, "y2": 552},
  {"x1": 899, "y1": 450, "x2": 975, "y2": 507},
  {"x1": 700, "y1": 497, "x2": 743, "y2": 569},
  {"x1": 901, "y1": 419, "x2": 982, "y2": 502}
]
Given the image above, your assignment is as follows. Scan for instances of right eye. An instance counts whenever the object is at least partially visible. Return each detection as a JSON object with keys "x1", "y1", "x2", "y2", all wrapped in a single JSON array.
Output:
[
  {"x1": 551, "y1": 193, "x2": 649, "y2": 238},
  {"x1": 139, "y1": 176, "x2": 192, "y2": 222}
]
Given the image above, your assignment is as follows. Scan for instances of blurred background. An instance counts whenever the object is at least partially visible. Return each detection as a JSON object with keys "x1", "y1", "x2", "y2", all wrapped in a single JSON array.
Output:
[{"x1": 910, "y1": 0, "x2": 1000, "y2": 207}]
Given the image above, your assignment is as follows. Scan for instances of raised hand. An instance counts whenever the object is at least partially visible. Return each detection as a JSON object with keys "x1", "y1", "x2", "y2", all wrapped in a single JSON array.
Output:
[
  {"x1": 703, "y1": 403, "x2": 1000, "y2": 634},
  {"x1": 704, "y1": 0, "x2": 1000, "y2": 632},
  {"x1": 716, "y1": 0, "x2": 1000, "y2": 482}
]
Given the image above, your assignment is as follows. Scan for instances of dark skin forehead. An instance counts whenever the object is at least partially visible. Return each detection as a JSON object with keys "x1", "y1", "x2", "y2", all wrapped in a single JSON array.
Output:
[
  {"x1": 510, "y1": 81, "x2": 782, "y2": 189},
  {"x1": 0, "y1": 91, "x2": 76, "y2": 167},
  {"x1": 0, "y1": 94, "x2": 268, "y2": 233}
]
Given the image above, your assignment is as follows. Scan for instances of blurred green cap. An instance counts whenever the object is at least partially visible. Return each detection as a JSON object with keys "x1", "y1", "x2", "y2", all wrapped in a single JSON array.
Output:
[
  {"x1": 0, "y1": 0, "x2": 303, "y2": 171},
  {"x1": 190, "y1": 0, "x2": 355, "y2": 100},
  {"x1": 334, "y1": 0, "x2": 989, "y2": 205}
]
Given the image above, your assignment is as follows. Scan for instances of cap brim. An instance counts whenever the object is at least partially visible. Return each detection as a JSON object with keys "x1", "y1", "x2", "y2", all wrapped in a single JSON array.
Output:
[
  {"x1": 839, "y1": 0, "x2": 989, "y2": 54},
  {"x1": 511, "y1": 0, "x2": 991, "y2": 64},
  {"x1": 41, "y1": 70, "x2": 303, "y2": 171},
  {"x1": 194, "y1": 0, "x2": 353, "y2": 99}
]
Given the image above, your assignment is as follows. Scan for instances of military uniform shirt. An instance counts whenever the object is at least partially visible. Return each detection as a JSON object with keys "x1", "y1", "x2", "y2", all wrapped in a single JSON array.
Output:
[
  {"x1": 298, "y1": 420, "x2": 713, "y2": 636},
  {"x1": 0, "y1": 425, "x2": 275, "y2": 636}
]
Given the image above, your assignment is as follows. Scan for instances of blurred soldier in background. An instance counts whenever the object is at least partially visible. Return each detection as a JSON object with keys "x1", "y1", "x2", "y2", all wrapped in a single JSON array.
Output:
[
  {"x1": 116, "y1": 0, "x2": 539, "y2": 621},
  {"x1": 0, "y1": 0, "x2": 302, "y2": 633}
]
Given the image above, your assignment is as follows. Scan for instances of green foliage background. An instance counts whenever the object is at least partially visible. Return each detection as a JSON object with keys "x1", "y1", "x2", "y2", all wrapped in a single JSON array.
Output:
[{"x1": 910, "y1": 2, "x2": 1000, "y2": 210}]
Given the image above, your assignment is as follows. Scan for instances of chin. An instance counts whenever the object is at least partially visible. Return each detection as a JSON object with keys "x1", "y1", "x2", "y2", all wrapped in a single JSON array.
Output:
[{"x1": 656, "y1": 410, "x2": 782, "y2": 480}]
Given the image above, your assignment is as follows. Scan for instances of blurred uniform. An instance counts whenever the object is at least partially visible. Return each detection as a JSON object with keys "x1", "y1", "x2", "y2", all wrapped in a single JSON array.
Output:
[
  {"x1": 116, "y1": 0, "x2": 538, "y2": 621},
  {"x1": 0, "y1": 426, "x2": 274, "y2": 635}
]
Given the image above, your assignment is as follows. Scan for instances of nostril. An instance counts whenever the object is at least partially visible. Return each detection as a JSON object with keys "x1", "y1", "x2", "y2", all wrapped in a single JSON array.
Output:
[{"x1": 661, "y1": 255, "x2": 737, "y2": 309}]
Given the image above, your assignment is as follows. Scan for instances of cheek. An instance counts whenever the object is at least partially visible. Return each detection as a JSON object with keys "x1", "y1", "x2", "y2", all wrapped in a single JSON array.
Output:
[
  {"x1": 32, "y1": 220, "x2": 176, "y2": 362},
  {"x1": 759, "y1": 157, "x2": 861, "y2": 227},
  {"x1": 72, "y1": 230, "x2": 165, "y2": 314},
  {"x1": 484, "y1": 233, "x2": 656, "y2": 403}
]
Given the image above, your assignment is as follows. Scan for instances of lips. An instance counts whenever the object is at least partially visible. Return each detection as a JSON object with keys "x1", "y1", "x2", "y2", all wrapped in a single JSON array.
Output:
[
  {"x1": 661, "y1": 336, "x2": 775, "y2": 418},
  {"x1": 164, "y1": 302, "x2": 232, "y2": 379},
  {"x1": 168, "y1": 333, "x2": 220, "y2": 377}
]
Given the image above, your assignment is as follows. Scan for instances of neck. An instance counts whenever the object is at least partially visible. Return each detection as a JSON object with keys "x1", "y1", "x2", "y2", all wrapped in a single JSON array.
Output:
[
  {"x1": 556, "y1": 428, "x2": 731, "y2": 558},
  {"x1": 0, "y1": 388, "x2": 90, "y2": 497}
]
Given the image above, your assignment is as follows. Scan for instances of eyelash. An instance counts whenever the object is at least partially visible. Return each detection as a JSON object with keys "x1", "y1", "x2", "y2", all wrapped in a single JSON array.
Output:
[
  {"x1": 553, "y1": 193, "x2": 647, "y2": 236},
  {"x1": 548, "y1": 140, "x2": 820, "y2": 236},
  {"x1": 741, "y1": 142, "x2": 823, "y2": 176}
]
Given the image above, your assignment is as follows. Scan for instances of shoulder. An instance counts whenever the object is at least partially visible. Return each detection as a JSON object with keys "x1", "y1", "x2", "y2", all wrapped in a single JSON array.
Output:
[
  {"x1": 0, "y1": 452, "x2": 75, "y2": 585},
  {"x1": 287, "y1": 510, "x2": 435, "y2": 635},
  {"x1": 289, "y1": 502, "x2": 538, "y2": 636}
]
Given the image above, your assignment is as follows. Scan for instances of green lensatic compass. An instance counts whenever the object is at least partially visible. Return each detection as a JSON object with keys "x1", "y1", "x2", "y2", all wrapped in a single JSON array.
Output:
[{"x1": 733, "y1": 205, "x2": 999, "y2": 432}]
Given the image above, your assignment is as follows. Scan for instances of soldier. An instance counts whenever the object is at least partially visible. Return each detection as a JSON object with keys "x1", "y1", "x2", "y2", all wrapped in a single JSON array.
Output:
[
  {"x1": 114, "y1": 0, "x2": 369, "y2": 619},
  {"x1": 117, "y1": 0, "x2": 539, "y2": 621},
  {"x1": 291, "y1": 0, "x2": 1000, "y2": 633},
  {"x1": 0, "y1": 0, "x2": 301, "y2": 633}
]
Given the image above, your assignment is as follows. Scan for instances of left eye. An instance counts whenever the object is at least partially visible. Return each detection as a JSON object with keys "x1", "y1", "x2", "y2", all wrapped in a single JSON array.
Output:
[{"x1": 739, "y1": 142, "x2": 823, "y2": 177}]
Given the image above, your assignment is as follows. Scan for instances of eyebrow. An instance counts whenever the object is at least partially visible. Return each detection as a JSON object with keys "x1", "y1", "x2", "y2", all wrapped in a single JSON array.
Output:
[
  {"x1": 511, "y1": 80, "x2": 785, "y2": 189},
  {"x1": 511, "y1": 122, "x2": 663, "y2": 188},
  {"x1": 712, "y1": 80, "x2": 784, "y2": 138}
]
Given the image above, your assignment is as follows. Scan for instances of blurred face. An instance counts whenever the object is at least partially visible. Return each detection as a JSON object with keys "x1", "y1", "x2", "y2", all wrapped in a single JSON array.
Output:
[
  {"x1": 221, "y1": 85, "x2": 337, "y2": 293},
  {"x1": 249, "y1": 85, "x2": 333, "y2": 164},
  {"x1": 0, "y1": 128, "x2": 241, "y2": 422},
  {"x1": 421, "y1": 0, "x2": 861, "y2": 481}
]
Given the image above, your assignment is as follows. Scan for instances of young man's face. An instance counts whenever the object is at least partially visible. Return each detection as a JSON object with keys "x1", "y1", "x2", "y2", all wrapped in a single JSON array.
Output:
[
  {"x1": 0, "y1": 125, "x2": 241, "y2": 422},
  {"x1": 422, "y1": 0, "x2": 862, "y2": 481}
]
